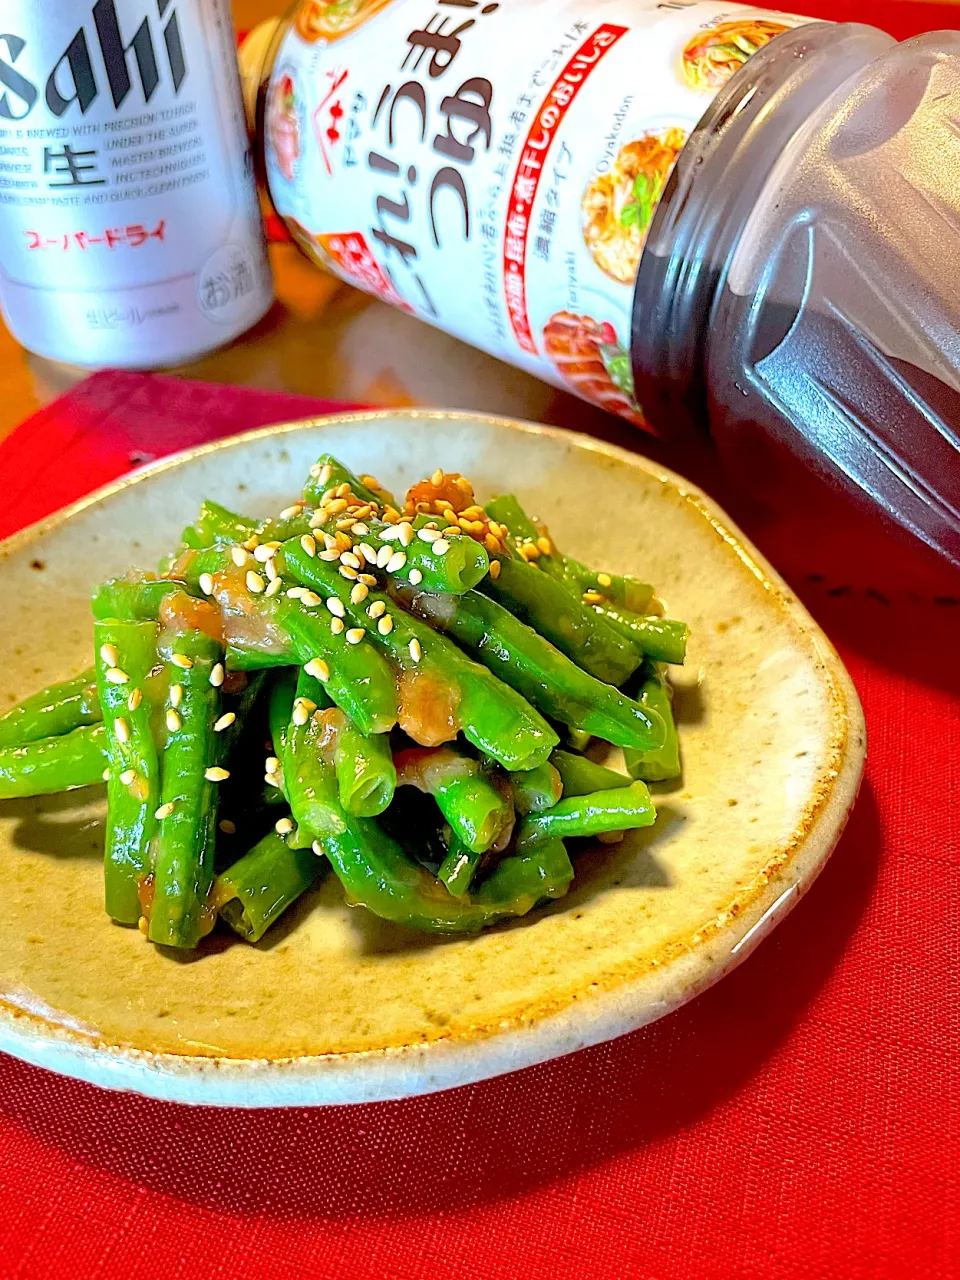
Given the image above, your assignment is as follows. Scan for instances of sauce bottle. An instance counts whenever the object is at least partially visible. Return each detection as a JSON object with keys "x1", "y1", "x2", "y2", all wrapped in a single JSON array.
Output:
[{"x1": 243, "y1": 1, "x2": 960, "y2": 570}]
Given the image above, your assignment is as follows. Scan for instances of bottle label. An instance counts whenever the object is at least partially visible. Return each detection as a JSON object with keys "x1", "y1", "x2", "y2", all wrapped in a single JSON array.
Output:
[
  {"x1": 266, "y1": 0, "x2": 808, "y2": 425},
  {"x1": 0, "y1": 0, "x2": 272, "y2": 367}
]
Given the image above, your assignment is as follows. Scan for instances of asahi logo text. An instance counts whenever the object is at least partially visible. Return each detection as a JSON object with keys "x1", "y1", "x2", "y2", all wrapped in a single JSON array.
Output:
[{"x1": 0, "y1": 0, "x2": 187, "y2": 121}]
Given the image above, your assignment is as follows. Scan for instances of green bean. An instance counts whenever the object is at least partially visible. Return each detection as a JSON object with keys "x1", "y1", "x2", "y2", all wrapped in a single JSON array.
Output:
[
  {"x1": 485, "y1": 494, "x2": 539, "y2": 545},
  {"x1": 437, "y1": 833, "x2": 481, "y2": 898},
  {"x1": 214, "y1": 828, "x2": 324, "y2": 942},
  {"x1": 281, "y1": 541, "x2": 558, "y2": 771},
  {"x1": 269, "y1": 670, "x2": 345, "y2": 839},
  {"x1": 515, "y1": 781, "x2": 656, "y2": 851},
  {"x1": 92, "y1": 577, "x2": 181, "y2": 622},
  {"x1": 511, "y1": 760, "x2": 563, "y2": 814},
  {"x1": 563, "y1": 556, "x2": 655, "y2": 613},
  {"x1": 410, "y1": 589, "x2": 664, "y2": 753},
  {"x1": 148, "y1": 628, "x2": 223, "y2": 949},
  {"x1": 591, "y1": 604, "x2": 689, "y2": 665},
  {"x1": 0, "y1": 669, "x2": 101, "y2": 748},
  {"x1": 172, "y1": 546, "x2": 398, "y2": 734},
  {"x1": 480, "y1": 555, "x2": 642, "y2": 685},
  {"x1": 303, "y1": 453, "x2": 398, "y2": 511},
  {"x1": 394, "y1": 746, "x2": 514, "y2": 853},
  {"x1": 321, "y1": 817, "x2": 573, "y2": 933},
  {"x1": 624, "y1": 663, "x2": 681, "y2": 782},
  {"x1": 0, "y1": 722, "x2": 107, "y2": 798},
  {"x1": 95, "y1": 619, "x2": 163, "y2": 924},
  {"x1": 181, "y1": 499, "x2": 257, "y2": 549},
  {"x1": 551, "y1": 749, "x2": 629, "y2": 797}
]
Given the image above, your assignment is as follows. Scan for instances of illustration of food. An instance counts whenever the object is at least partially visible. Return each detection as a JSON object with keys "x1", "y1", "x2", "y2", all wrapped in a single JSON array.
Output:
[
  {"x1": 681, "y1": 20, "x2": 791, "y2": 91},
  {"x1": 295, "y1": 0, "x2": 394, "y2": 43},
  {"x1": 268, "y1": 73, "x2": 299, "y2": 181},
  {"x1": 543, "y1": 312, "x2": 646, "y2": 427},
  {"x1": 581, "y1": 128, "x2": 687, "y2": 285}
]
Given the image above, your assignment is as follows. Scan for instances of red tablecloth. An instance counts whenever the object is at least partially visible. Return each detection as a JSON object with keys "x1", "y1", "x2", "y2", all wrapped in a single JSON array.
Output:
[{"x1": 0, "y1": 370, "x2": 956, "y2": 1280}]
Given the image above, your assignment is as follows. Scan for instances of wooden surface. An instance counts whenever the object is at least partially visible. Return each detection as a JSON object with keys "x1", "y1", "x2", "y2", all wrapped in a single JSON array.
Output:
[{"x1": 0, "y1": 0, "x2": 621, "y2": 446}]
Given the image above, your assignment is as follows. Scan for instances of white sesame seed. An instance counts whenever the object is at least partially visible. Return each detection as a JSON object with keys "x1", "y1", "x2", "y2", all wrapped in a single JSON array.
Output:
[
  {"x1": 597, "y1": 572, "x2": 612, "y2": 588},
  {"x1": 275, "y1": 816, "x2": 296, "y2": 835},
  {"x1": 253, "y1": 543, "x2": 278, "y2": 563},
  {"x1": 376, "y1": 544, "x2": 393, "y2": 568},
  {"x1": 377, "y1": 614, "x2": 394, "y2": 636},
  {"x1": 309, "y1": 512, "x2": 325, "y2": 530},
  {"x1": 357, "y1": 543, "x2": 377, "y2": 565},
  {"x1": 330, "y1": 617, "x2": 344, "y2": 634},
  {"x1": 287, "y1": 586, "x2": 306, "y2": 599},
  {"x1": 231, "y1": 545, "x2": 248, "y2": 567},
  {"x1": 326, "y1": 596, "x2": 345, "y2": 617},
  {"x1": 246, "y1": 570, "x2": 266, "y2": 594},
  {"x1": 322, "y1": 533, "x2": 338, "y2": 550},
  {"x1": 489, "y1": 560, "x2": 501, "y2": 580},
  {"x1": 319, "y1": 549, "x2": 340, "y2": 561},
  {"x1": 127, "y1": 687, "x2": 142, "y2": 712},
  {"x1": 300, "y1": 534, "x2": 317, "y2": 557},
  {"x1": 265, "y1": 773, "x2": 283, "y2": 789},
  {"x1": 166, "y1": 708, "x2": 182, "y2": 733},
  {"x1": 358, "y1": 572, "x2": 378, "y2": 587},
  {"x1": 265, "y1": 755, "x2": 280, "y2": 775},
  {"x1": 114, "y1": 717, "x2": 130, "y2": 743},
  {"x1": 431, "y1": 468, "x2": 444, "y2": 486},
  {"x1": 339, "y1": 565, "x2": 359, "y2": 580},
  {"x1": 120, "y1": 768, "x2": 136, "y2": 785},
  {"x1": 352, "y1": 523, "x2": 369, "y2": 537},
  {"x1": 316, "y1": 463, "x2": 333, "y2": 487},
  {"x1": 214, "y1": 712, "x2": 236, "y2": 732},
  {"x1": 312, "y1": 840, "x2": 324, "y2": 857},
  {"x1": 350, "y1": 582, "x2": 369, "y2": 605},
  {"x1": 409, "y1": 638, "x2": 422, "y2": 663},
  {"x1": 418, "y1": 527, "x2": 441, "y2": 543},
  {"x1": 398, "y1": 522, "x2": 415, "y2": 547},
  {"x1": 265, "y1": 576, "x2": 283, "y2": 597},
  {"x1": 169, "y1": 683, "x2": 182, "y2": 707},
  {"x1": 170, "y1": 653, "x2": 193, "y2": 670},
  {"x1": 305, "y1": 657, "x2": 330, "y2": 682},
  {"x1": 209, "y1": 663, "x2": 225, "y2": 688},
  {"x1": 102, "y1": 768, "x2": 111, "y2": 782},
  {"x1": 205, "y1": 766, "x2": 230, "y2": 782},
  {"x1": 155, "y1": 801, "x2": 175, "y2": 820},
  {"x1": 264, "y1": 559, "x2": 280, "y2": 583},
  {"x1": 379, "y1": 525, "x2": 403, "y2": 543},
  {"x1": 219, "y1": 819, "x2": 236, "y2": 835},
  {"x1": 99, "y1": 643, "x2": 119, "y2": 667},
  {"x1": 345, "y1": 627, "x2": 365, "y2": 645},
  {"x1": 292, "y1": 702, "x2": 309, "y2": 726},
  {"x1": 340, "y1": 551, "x2": 361, "y2": 570},
  {"x1": 367, "y1": 600, "x2": 386, "y2": 619},
  {"x1": 432, "y1": 539, "x2": 450, "y2": 556},
  {"x1": 385, "y1": 551, "x2": 407, "y2": 573},
  {"x1": 300, "y1": 590, "x2": 321, "y2": 608},
  {"x1": 280, "y1": 503, "x2": 304, "y2": 520},
  {"x1": 198, "y1": 572, "x2": 214, "y2": 596},
  {"x1": 409, "y1": 569, "x2": 423, "y2": 586},
  {"x1": 105, "y1": 667, "x2": 129, "y2": 685},
  {"x1": 242, "y1": 535, "x2": 260, "y2": 551}
]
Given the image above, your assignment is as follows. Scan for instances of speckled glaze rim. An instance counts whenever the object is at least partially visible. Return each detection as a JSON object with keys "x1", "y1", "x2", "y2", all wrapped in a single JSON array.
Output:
[{"x1": 0, "y1": 410, "x2": 866, "y2": 1107}]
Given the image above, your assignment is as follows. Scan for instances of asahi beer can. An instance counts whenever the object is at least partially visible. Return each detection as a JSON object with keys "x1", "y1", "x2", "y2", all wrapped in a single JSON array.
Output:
[{"x1": 0, "y1": 0, "x2": 273, "y2": 369}]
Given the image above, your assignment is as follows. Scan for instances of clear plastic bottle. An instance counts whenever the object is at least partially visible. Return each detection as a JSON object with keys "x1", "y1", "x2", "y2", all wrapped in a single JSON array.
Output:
[{"x1": 244, "y1": 4, "x2": 960, "y2": 570}]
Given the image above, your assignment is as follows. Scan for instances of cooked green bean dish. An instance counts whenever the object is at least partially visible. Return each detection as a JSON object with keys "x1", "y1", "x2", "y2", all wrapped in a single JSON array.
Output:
[{"x1": 0, "y1": 458, "x2": 688, "y2": 945}]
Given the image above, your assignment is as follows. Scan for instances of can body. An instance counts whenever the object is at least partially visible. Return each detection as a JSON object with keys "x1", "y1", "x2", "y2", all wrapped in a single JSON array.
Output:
[
  {"x1": 0, "y1": 0, "x2": 273, "y2": 369},
  {"x1": 259, "y1": 0, "x2": 806, "y2": 426}
]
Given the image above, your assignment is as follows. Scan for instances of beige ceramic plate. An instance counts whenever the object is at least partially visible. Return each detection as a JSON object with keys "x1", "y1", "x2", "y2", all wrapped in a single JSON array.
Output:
[{"x1": 0, "y1": 411, "x2": 864, "y2": 1106}]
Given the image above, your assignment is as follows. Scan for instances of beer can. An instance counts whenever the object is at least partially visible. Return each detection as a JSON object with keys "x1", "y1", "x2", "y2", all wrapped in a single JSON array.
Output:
[{"x1": 0, "y1": 0, "x2": 273, "y2": 369}]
